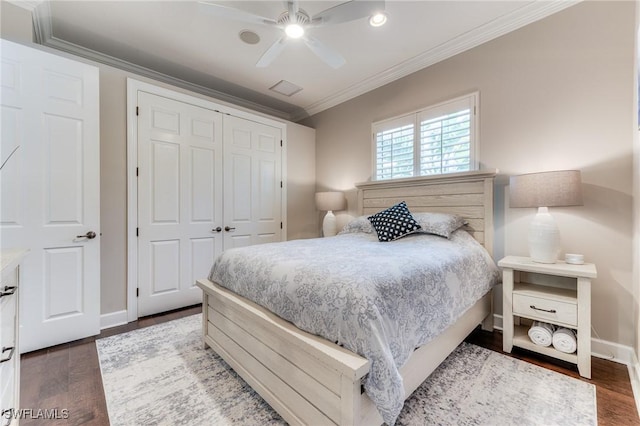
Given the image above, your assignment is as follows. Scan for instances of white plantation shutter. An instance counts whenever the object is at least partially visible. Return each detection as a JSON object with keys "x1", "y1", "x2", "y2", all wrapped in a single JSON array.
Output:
[
  {"x1": 373, "y1": 115, "x2": 416, "y2": 180},
  {"x1": 372, "y1": 93, "x2": 477, "y2": 181},
  {"x1": 419, "y1": 96, "x2": 474, "y2": 175}
]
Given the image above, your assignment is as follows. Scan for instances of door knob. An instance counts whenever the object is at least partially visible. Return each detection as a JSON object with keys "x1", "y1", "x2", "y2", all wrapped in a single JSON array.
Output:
[
  {"x1": 224, "y1": 226, "x2": 236, "y2": 232},
  {"x1": 76, "y1": 231, "x2": 97, "y2": 239},
  {"x1": 213, "y1": 227, "x2": 222, "y2": 233}
]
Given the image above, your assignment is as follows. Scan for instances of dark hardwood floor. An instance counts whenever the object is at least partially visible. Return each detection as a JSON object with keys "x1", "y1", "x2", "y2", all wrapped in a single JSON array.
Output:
[{"x1": 19, "y1": 305, "x2": 639, "y2": 425}]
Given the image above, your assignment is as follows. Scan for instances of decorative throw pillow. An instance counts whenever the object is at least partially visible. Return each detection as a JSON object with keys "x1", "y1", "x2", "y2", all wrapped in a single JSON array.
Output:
[
  {"x1": 367, "y1": 201, "x2": 422, "y2": 242},
  {"x1": 338, "y1": 216, "x2": 374, "y2": 235},
  {"x1": 412, "y1": 212, "x2": 467, "y2": 238}
]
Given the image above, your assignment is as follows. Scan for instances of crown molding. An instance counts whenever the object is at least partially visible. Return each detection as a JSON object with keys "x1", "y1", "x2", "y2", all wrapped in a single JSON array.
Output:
[
  {"x1": 6, "y1": 0, "x2": 41, "y2": 12},
  {"x1": 293, "y1": 0, "x2": 581, "y2": 121},
  {"x1": 30, "y1": 1, "x2": 296, "y2": 121},
  {"x1": 28, "y1": 0, "x2": 580, "y2": 122}
]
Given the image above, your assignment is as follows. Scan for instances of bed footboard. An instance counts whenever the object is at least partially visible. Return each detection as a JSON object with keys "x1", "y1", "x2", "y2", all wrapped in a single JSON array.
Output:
[
  {"x1": 197, "y1": 278, "x2": 370, "y2": 426},
  {"x1": 197, "y1": 278, "x2": 492, "y2": 426}
]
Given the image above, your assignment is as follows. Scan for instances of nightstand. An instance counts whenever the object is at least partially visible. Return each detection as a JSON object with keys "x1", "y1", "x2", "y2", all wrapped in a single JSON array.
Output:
[{"x1": 499, "y1": 255, "x2": 597, "y2": 379}]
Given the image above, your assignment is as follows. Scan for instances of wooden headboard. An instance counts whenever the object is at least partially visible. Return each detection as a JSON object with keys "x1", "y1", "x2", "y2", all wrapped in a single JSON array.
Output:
[{"x1": 356, "y1": 170, "x2": 497, "y2": 256}]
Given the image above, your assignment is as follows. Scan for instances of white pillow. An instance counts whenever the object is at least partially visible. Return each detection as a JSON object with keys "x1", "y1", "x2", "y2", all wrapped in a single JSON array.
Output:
[
  {"x1": 412, "y1": 212, "x2": 467, "y2": 238},
  {"x1": 338, "y1": 216, "x2": 373, "y2": 234}
]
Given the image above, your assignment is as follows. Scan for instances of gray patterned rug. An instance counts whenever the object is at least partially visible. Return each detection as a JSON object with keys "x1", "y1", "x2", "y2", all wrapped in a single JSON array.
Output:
[{"x1": 97, "y1": 314, "x2": 596, "y2": 425}]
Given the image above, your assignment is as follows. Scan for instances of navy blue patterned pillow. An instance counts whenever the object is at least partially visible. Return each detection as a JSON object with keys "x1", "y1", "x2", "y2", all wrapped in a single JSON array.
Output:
[{"x1": 367, "y1": 201, "x2": 422, "y2": 242}]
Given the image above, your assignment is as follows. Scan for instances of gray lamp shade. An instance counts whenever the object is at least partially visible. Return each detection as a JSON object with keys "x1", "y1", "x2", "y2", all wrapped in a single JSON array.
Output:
[
  {"x1": 315, "y1": 191, "x2": 345, "y2": 211},
  {"x1": 509, "y1": 170, "x2": 583, "y2": 208}
]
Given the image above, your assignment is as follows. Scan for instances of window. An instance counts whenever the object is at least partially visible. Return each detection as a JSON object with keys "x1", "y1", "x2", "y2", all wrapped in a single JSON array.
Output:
[{"x1": 372, "y1": 93, "x2": 478, "y2": 181}]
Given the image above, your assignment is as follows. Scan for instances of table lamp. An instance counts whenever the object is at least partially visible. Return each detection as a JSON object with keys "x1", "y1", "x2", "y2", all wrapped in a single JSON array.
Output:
[
  {"x1": 315, "y1": 191, "x2": 346, "y2": 237},
  {"x1": 509, "y1": 170, "x2": 583, "y2": 263}
]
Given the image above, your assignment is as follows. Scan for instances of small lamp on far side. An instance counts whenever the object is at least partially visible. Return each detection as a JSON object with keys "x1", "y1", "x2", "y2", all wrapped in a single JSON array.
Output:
[
  {"x1": 509, "y1": 170, "x2": 583, "y2": 264},
  {"x1": 315, "y1": 191, "x2": 346, "y2": 237}
]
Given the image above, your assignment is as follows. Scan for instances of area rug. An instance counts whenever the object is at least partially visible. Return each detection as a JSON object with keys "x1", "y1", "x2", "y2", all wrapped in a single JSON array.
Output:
[{"x1": 97, "y1": 314, "x2": 596, "y2": 425}]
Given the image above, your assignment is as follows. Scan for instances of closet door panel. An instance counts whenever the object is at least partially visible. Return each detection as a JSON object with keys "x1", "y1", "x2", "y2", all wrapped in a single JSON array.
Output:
[
  {"x1": 137, "y1": 92, "x2": 223, "y2": 316},
  {"x1": 150, "y1": 140, "x2": 180, "y2": 224},
  {"x1": 133, "y1": 84, "x2": 285, "y2": 318},
  {"x1": 190, "y1": 147, "x2": 216, "y2": 223},
  {"x1": 223, "y1": 115, "x2": 282, "y2": 247}
]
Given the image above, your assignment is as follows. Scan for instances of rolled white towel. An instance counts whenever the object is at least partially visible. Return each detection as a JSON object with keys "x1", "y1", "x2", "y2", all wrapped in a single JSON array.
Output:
[
  {"x1": 528, "y1": 321, "x2": 555, "y2": 346},
  {"x1": 553, "y1": 328, "x2": 577, "y2": 354}
]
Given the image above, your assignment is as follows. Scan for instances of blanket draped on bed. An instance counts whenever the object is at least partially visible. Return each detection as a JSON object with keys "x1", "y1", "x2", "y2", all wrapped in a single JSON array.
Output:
[{"x1": 209, "y1": 230, "x2": 500, "y2": 425}]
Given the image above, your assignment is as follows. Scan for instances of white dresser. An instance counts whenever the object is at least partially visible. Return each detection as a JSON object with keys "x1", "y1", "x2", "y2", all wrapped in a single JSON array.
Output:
[{"x1": 1, "y1": 249, "x2": 27, "y2": 425}]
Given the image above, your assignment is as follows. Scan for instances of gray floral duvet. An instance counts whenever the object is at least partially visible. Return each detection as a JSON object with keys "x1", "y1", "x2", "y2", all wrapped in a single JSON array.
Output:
[{"x1": 209, "y1": 229, "x2": 500, "y2": 425}]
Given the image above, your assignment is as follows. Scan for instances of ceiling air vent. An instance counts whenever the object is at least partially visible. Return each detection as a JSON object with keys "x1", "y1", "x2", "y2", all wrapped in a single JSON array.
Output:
[{"x1": 269, "y1": 80, "x2": 303, "y2": 97}]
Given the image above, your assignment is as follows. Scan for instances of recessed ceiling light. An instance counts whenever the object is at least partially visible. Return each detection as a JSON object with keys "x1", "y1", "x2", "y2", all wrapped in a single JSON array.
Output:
[
  {"x1": 269, "y1": 80, "x2": 303, "y2": 97},
  {"x1": 369, "y1": 12, "x2": 387, "y2": 27},
  {"x1": 239, "y1": 30, "x2": 260, "y2": 45}
]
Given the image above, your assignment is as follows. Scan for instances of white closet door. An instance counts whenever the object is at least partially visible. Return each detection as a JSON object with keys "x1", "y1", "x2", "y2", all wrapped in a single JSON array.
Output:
[
  {"x1": 0, "y1": 40, "x2": 100, "y2": 353},
  {"x1": 223, "y1": 115, "x2": 282, "y2": 248},
  {"x1": 137, "y1": 92, "x2": 223, "y2": 317}
]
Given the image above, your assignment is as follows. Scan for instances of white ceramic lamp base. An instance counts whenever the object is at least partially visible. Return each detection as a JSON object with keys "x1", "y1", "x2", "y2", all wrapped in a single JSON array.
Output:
[
  {"x1": 528, "y1": 207, "x2": 561, "y2": 263},
  {"x1": 322, "y1": 210, "x2": 337, "y2": 237}
]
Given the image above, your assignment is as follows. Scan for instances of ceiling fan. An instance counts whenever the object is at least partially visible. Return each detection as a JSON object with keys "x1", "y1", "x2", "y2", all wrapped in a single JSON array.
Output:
[{"x1": 199, "y1": 1, "x2": 386, "y2": 69}]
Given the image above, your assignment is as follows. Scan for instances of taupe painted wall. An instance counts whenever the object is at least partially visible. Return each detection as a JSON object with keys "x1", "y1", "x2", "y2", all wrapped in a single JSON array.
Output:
[
  {"x1": 1, "y1": 0, "x2": 317, "y2": 316},
  {"x1": 302, "y1": 1, "x2": 638, "y2": 348},
  {"x1": 286, "y1": 123, "x2": 319, "y2": 241},
  {"x1": 634, "y1": 3, "x2": 640, "y2": 364}
]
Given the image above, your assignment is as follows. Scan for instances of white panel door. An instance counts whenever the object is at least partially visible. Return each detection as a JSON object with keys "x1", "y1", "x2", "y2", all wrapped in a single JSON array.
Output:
[
  {"x1": 0, "y1": 40, "x2": 100, "y2": 353},
  {"x1": 223, "y1": 115, "x2": 282, "y2": 248},
  {"x1": 137, "y1": 92, "x2": 223, "y2": 317}
]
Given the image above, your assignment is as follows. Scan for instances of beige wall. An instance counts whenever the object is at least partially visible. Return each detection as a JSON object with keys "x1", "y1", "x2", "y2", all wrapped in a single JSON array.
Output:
[
  {"x1": 1, "y1": 0, "x2": 317, "y2": 316},
  {"x1": 0, "y1": 1, "x2": 32, "y2": 43},
  {"x1": 303, "y1": 1, "x2": 638, "y2": 348},
  {"x1": 634, "y1": 3, "x2": 640, "y2": 364},
  {"x1": 286, "y1": 123, "x2": 319, "y2": 241}
]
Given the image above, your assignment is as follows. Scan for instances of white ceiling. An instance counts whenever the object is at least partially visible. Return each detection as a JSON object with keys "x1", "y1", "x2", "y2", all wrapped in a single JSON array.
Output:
[{"x1": 24, "y1": 0, "x2": 578, "y2": 120}]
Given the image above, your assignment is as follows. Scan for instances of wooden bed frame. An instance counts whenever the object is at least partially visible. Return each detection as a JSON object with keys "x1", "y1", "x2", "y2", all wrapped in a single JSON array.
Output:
[{"x1": 196, "y1": 170, "x2": 497, "y2": 426}]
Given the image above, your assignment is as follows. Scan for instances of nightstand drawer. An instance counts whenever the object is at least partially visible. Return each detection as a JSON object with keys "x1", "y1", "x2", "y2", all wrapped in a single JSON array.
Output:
[{"x1": 513, "y1": 293, "x2": 577, "y2": 326}]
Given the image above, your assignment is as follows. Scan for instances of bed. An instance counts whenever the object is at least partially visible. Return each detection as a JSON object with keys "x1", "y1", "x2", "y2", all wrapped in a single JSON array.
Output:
[{"x1": 196, "y1": 170, "x2": 498, "y2": 425}]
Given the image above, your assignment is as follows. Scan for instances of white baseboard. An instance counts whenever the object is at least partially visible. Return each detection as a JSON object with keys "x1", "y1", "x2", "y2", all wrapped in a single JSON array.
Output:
[
  {"x1": 100, "y1": 310, "x2": 128, "y2": 330},
  {"x1": 493, "y1": 313, "x2": 503, "y2": 331},
  {"x1": 628, "y1": 353, "x2": 640, "y2": 417},
  {"x1": 591, "y1": 337, "x2": 634, "y2": 364}
]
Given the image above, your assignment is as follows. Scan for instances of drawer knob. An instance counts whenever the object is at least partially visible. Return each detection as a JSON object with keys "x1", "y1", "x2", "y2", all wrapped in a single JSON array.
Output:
[
  {"x1": 0, "y1": 346, "x2": 15, "y2": 363},
  {"x1": 530, "y1": 304, "x2": 556, "y2": 314},
  {"x1": 0, "y1": 286, "x2": 16, "y2": 298}
]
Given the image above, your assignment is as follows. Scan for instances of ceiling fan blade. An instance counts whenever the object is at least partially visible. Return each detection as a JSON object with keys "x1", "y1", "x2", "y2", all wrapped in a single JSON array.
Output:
[
  {"x1": 312, "y1": 0, "x2": 385, "y2": 26},
  {"x1": 256, "y1": 37, "x2": 288, "y2": 67},
  {"x1": 303, "y1": 35, "x2": 346, "y2": 69},
  {"x1": 198, "y1": 1, "x2": 277, "y2": 26}
]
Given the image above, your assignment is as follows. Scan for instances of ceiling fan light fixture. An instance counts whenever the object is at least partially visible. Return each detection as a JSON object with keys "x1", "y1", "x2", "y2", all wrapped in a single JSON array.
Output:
[
  {"x1": 285, "y1": 23, "x2": 305, "y2": 39},
  {"x1": 369, "y1": 12, "x2": 387, "y2": 27}
]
